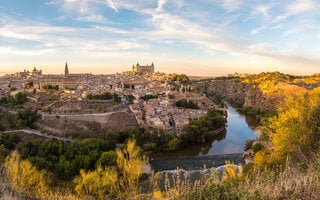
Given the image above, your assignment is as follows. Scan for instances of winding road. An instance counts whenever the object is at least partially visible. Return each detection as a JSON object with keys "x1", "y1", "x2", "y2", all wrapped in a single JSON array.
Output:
[{"x1": 3, "y1": 129, "x2": 73, "y2": 142}]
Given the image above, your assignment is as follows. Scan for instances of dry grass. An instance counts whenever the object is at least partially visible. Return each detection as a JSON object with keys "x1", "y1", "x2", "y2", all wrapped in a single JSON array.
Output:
[{"x1": 175, "y1": 157, "x2": 320, "y2": 200}]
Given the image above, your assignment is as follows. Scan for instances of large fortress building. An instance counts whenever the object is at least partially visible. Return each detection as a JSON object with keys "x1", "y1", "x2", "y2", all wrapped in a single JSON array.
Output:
[{"x1": 132, "y1": 62, "x2": 154, "y2": 74}]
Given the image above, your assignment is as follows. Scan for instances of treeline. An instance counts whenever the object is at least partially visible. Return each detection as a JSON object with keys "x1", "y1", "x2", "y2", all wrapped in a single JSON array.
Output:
[
  {"x1": 176, "y1": 99, "x2": 199, "y2": 109},
  {"x1": 181, "y1": 109, "x2": 226, "y2": 146},
  {"x1": 17, "y1": 138, "x2": 115, "y2": 181},
  {"x1": 2, "y1": 139, "x2": 148, "y2": 199}
]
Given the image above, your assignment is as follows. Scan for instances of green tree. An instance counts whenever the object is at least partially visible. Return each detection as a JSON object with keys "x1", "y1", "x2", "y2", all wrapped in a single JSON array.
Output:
[
  {"x1": 25, "y1": 82, "x2": 34, "y2": 89},
  {"x1": 15, "y1": 92, "x2": 28, "y2": 104},
  {"x1": 167, "y1": 137, "x2": 181, "y2": 151},
  {"x1": 17, "y1": 108, "x2": 38, "y2": 128},
  {"x1": 96, "y1": 150, "x2": 117, "y2": 167}
]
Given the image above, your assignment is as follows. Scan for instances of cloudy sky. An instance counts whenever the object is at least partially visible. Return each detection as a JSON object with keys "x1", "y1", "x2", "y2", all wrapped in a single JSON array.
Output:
[{"x1": 0, "y1": 0, "x2": 319, "y2": 76}]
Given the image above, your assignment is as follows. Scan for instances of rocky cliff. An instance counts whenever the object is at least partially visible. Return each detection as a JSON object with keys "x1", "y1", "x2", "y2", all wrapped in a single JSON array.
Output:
[{"x1": 206, "y1": 78, "x2": 305, "y2": 112}]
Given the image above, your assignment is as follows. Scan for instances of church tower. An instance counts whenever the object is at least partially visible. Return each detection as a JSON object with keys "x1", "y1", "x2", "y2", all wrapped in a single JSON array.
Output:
[{"x1": 65, "y1": 62, "x2": 69, "y2": 75}]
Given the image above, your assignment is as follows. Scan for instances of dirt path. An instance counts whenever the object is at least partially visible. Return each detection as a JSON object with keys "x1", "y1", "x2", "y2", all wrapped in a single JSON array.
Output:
[{"x1": 3, "y1": 129, "x2": 73, "y2": 142}]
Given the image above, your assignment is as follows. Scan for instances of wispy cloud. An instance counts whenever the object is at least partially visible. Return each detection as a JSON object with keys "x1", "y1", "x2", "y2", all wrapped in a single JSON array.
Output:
[
  {"x1": 221, "y1": 0, "x2": 244, "y2": 12},
  {"x1": 0, "y1": 46, "x2": 56, "y2": 56},
  {"x1": 156, "y1": 0, "x2": 167, "y2": 12},
  {"x1": 1, "y1": 0, "x2": 320, "y2": 75},
  {"x1": 106, "y1": 0, "x2": 118, "y2": 13},
  {"x1": 47, "y1": 0, "x2": 109, "y2": 23},
  {"x1": 273, "y1": 0, "x2": 316, "y2": 23},
  {"x1": 255, "y1": 5, "x2": 271, "y2": 19},
  {"x1": 74, "y1": 14, "x2": 108, "y2": 23}
]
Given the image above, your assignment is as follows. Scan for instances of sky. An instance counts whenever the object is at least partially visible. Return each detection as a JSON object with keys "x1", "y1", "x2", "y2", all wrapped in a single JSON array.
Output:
[{"x1": 0, "y1": 0, "x2": 319, "y2": 76}]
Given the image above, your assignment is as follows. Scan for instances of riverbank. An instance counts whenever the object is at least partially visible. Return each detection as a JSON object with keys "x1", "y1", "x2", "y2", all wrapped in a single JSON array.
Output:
[{"x1": 149, "y1": 104, "x2": 258, "y2": 172}]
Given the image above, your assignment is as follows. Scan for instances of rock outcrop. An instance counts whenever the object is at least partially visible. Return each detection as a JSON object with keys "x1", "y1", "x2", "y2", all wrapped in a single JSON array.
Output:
[{"x1": 206, "y1": 78, "x2": 302, "y2": 112}]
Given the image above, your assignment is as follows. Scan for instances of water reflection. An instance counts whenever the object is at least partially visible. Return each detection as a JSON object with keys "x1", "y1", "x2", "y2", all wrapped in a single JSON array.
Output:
[
  {"x1": 207, "y1": 104, "x2": 258, "y2": 155},
  {"x1": 152, "y1": 104, "x2": 258, "y2": 159}
]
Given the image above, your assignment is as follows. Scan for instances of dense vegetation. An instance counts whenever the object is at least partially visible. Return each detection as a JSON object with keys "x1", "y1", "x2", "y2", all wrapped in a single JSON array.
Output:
[
  {"x1": 0, "y1": 109, "x2": 226, "y2": 185},
  {"x1": 17, "y1": 138, "x2": 115, "y2": 181},
  {"x1": 1, "y1": 139, "x2": 150, "y2": 200},
  {"x1": 180, "y1": 109, "x2": 226, "y2": 146},
  {"x1": 0, "y1": 108, "x2": 38, "y2": 131},
  {"x1": 175, "y1": 99, "x2": 199, "y2": 109},
  {"x1": 254, "y1": 89, "x2": 320, "y2": 166}
]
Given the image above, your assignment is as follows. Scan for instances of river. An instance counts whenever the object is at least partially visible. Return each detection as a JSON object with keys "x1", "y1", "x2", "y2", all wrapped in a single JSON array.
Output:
[{"x1": 150, "y1": 104, "x2": 260, "y2": 171}]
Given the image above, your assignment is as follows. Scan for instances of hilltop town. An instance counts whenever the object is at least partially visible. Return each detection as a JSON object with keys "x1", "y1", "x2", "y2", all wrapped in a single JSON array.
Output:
[{"x1": 0, "y1": 63, "x2": 220, "y2": 137}]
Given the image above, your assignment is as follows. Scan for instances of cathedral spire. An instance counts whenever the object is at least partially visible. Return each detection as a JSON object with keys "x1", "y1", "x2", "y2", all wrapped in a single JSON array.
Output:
[{"x1": 65, "y1": 62, "x2": 69, "y2": 75}]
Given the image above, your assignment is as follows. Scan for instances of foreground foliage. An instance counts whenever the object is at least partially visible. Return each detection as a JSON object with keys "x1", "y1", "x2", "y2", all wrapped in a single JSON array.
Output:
[
  {"x1": 74, "y1": 139, "x2": 146, "y2": 199},
  {"x1": 254, "y1": 89, "x2": 320, "y2": 166}
]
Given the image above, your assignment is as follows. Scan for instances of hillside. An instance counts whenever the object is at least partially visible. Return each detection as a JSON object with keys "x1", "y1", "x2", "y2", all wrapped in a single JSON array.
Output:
[{"x1": 206, "y1": 72, "x2": 320, "y2": 113}]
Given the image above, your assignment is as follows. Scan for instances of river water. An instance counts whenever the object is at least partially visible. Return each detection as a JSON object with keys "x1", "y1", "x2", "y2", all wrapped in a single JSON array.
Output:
[
  {"x1": 207, "y1": 104, "x2": 259, "y2": 155},
  {"x1": 150, "y1": 104, "x2": 259, "y2": 171}
]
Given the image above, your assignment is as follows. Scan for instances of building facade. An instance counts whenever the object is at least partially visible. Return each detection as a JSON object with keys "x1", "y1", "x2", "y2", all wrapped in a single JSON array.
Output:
[
  {"x1": 132, "y1": 63, "x2": 154, "y2": 74},
  {"x1": 39, "y1": 75, "x2": 78, "y2": 90}
]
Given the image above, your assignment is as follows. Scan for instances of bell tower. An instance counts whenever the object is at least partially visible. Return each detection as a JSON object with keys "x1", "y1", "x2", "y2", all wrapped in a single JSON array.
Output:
[{"x1": 65, "y1": 62, "x2": 69, "y2": 75}]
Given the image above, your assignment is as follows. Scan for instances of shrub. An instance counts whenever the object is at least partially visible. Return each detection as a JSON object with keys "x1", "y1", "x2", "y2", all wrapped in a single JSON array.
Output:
[
  {"x1": 244, "y1": 139, "x2": 254, "y2": 150},
  {"x1": 252, "y1": 143, "x2": 263, "y2": 153}
]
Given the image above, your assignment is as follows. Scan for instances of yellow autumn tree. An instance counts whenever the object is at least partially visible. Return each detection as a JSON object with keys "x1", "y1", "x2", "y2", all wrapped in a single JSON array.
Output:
[
  {"x1": 4, "y1": 151, "x2": 51, "y2": 198},
  {"x1": 117, "y1": 139, "x2": 147, "y2": 198},
  {"x1": 74, "y1": 139, "x2": 147, "y2": 199},
  {"x1": 74, "y1": 166, "x2": 118, "y2": 199},
  {"x1": 261, "y1": 91, "x2": 320, "y2": 164}
]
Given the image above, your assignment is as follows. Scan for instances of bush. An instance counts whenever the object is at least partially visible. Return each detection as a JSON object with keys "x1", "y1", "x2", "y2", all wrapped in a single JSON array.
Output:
[
  {"x1": 96, "y1": 150, "x2": 117, "y2": 167},
  {"x1": 167, "y1": 137, "x2": 181, "y2": 152},
  {"x1": 252, "y1": 143, "x2": 263, "y2": 153},
  {"x1": 175, "y1": 99, "x2": 199, "y2": 109},
  {"x1": 244, "y1": 140, "x2": 254, "y2": 150},
  {"x1": 140, "y1": 94, "x2": 157, "y2": 101}
]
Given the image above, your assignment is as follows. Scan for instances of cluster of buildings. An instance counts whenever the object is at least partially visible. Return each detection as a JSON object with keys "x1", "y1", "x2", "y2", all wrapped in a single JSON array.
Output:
[
  {"x1": 38, "y1": 63, "x2": 91, "y2": 90},
  {"x1": 130, "y1": 96, "x2": 208, "y2": 133},
  {"x1": 0, "y1": 62, "x2": 216, "y2": 134}
]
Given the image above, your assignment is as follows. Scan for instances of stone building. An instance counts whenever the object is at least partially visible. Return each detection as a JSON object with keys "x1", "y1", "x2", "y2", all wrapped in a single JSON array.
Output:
[
  {"x1": 132, "y1": 63, "x2": 154, "y2": 74},
  {"x1": 14, "y1": 67, "x2": 42, "y2": 79},
  {"x1": 39, "y1": 63, "x2": 92, "y2": 90},
  {"x1": 39, "y1": 75, "x2": 78, "y2": 90}
]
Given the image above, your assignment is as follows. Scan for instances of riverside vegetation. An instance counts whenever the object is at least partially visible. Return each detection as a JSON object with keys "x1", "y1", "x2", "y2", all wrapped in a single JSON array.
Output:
[{"x1": 2, "y1": 72, "x2": 320, "y2": 199}]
